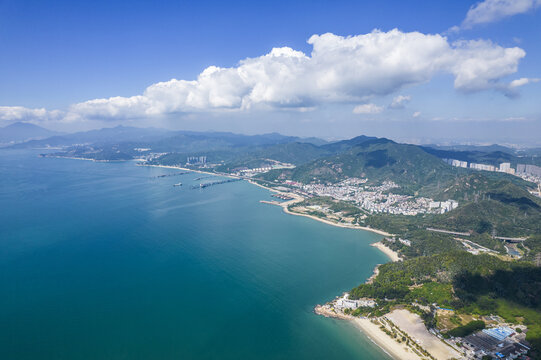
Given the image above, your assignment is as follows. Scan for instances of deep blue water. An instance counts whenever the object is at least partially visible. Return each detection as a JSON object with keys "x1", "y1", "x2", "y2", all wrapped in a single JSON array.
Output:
[{"x1": 0, "y1": 149, "x2": 391, "y2": 359}]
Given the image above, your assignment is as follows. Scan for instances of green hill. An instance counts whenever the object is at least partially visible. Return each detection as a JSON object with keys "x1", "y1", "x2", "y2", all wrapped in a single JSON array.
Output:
[
  {"x1": 433, "y1": 180, "x2": 541, "y2": 237},
  {"x1": 261, "y1": 139, "x2": 459, "y2": 195}
]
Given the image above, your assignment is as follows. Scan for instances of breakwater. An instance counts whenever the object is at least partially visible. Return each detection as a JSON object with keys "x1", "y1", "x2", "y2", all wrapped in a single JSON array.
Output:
[{"x1": 191, "y1": 178, "x2": 242, "y2": 189}]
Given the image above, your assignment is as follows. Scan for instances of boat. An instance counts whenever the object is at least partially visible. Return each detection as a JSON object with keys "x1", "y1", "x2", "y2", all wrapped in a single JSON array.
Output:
[{"x1": 173, "y1": 183, "x2": 182, "y2": 187}]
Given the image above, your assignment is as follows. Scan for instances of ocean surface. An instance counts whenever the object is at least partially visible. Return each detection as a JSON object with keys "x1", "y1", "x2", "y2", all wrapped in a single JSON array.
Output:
[{"x1": 0, "y1": 149, "x2": 391, "y2": 360}]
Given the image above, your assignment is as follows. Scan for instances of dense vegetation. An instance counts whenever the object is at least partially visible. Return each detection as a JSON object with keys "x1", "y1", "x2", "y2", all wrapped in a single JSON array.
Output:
[
  {"x1": 349, "y1": 251, "x2": 541, "y2": 357},
  {"x1": 446, "y1": 320, "x2": 485, "y2": 338}
]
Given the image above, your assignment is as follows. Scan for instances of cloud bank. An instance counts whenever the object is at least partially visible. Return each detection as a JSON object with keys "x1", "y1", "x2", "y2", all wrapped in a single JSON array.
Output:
[{"x1": 0, "y1": 29, "x2": 530, "y2": 123}]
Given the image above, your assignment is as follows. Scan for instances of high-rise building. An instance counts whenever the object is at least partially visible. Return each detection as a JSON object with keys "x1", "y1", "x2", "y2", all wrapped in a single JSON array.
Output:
[
  {"x1": 499, "y1": 162, "x2": 511, "y2": 172},
  {"x1": 450, "y1": 159, "x2": 468, "y2": 168},
  {"x1": 186, "y1": 156, "x2": 207, "y2": 165},
  {"x1": 517, "y1": 164, "x2": 541, "y2": 177},
  {"x1": 470, "y1": 163, "x2": 495, "y2": 172}
]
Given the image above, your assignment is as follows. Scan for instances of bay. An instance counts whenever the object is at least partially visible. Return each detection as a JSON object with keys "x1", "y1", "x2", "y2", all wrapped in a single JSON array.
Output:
[{"x1": 0, "y1": 149, "x2": 391, "y2": 359}]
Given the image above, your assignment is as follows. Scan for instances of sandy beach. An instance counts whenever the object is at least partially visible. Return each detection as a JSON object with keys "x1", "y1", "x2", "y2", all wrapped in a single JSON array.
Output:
[
  {"x1": 352, "y1": 317, "x2": 424, "y2": 360},
  {"x1": 386, "y1": 309, "x2": 461, "y2": 360},
  {"x1": 142, "y1": 164, "x2": 240, "y2": 179},
  {"x1": 371, "y1": 241, "x2": 401, "y2": 262},
  {"x1": 315, "y1": 306, "x2": 424, "y2": 360}
]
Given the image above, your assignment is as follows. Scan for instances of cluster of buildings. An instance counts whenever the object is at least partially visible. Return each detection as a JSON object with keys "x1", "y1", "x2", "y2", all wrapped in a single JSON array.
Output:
[
  {"x1": 186, "y1": 156, "x2": 207, "y2": 165},
  {"x1": 446, "y1": 159, "x2": 518, "y2": 175},
  {"x1": 233, "y1": 162, "x2": 295, "y2": 177},
  {"x1": 517, "y1": 163, "x2": 541, "y2": 177},
  {"x1": 135, "y1": 151, "x2": 168, "y2": 161},
  {"x1": 429, "y1": 200, "x2": 459, "y2": 214},
  {"x1": 446, "y1": 158, "x2": 541, "y2": 197},
  {"x1": 458, "y1": 326, "x2": 530, "y2": 359},
  {"x1": 334, "y1": 293, "x2": 376, "y2": 310},
  {"x1": 446, "y1": 158, "x2": 541, "y2": 181},
  {"x1": 299, "y1": 179, "x2": 458, "y2": 216},
  {"x1": 386, "y1": 237, "x2": 412, "y2": 247}
]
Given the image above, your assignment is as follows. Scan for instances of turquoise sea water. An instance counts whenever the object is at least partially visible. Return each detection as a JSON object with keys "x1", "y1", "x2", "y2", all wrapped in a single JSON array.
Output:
[{"x1": 0, "y1": 150, "x2": 391, "y2": 360}]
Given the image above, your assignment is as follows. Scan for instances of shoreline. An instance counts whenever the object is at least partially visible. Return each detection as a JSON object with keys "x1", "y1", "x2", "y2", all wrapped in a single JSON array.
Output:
[
  {"x1": 146, "y1": 164, "x2": 394, "y2": 238},
  {"x1": 371, "y1": 242, "x2": 401, "y2": 262},
  {"x1": 140, "y1": 163, "x2": 240, "y2": 179},
  {"x1": 250, "y1": 179, "x2": 393, "y2": 237},
  {"x1": 352, "y1": 317, "x2": 424, "y2": 360},
  {"x1": 315, "y1": 306, "x2": 423, "y2": 360}
]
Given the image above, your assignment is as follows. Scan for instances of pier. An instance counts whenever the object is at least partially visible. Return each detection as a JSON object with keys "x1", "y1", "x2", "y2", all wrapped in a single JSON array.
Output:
[
  {"x1": 155, "y1": 172, "x2": 190, "y2": 178},
  {"x1": 191, "y1": 178, "x2": 242, "y2": 189}
]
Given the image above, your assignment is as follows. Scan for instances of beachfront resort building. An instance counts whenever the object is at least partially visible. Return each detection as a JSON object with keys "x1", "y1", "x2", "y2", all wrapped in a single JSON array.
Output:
[{"x1": 335, "y1": 294, "x2": 376, "y2": 309}]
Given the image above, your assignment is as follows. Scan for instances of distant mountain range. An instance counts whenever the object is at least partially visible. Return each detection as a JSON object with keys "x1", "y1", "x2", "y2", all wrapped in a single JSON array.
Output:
[
  {"x1": 0, "y1": 122, "x2": 62, "y2": 145},
  {"x1": 5, "y1": 123, "x2": 541, "y2": 197},
  {"x1": 9, "y1": 125, "x2": 327, "y2": 150}
]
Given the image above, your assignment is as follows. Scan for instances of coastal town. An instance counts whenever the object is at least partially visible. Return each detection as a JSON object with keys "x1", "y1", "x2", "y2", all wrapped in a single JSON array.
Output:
[{"x1": 292, "y1": 179, "x2": 459, "y2": 216}]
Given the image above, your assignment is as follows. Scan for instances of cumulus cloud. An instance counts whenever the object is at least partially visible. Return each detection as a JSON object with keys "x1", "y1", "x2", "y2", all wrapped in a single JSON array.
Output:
[
  {"x1": 509, "y1": 77, "x2": 541, "y2": 88},
  {"x1": 353, "y1": 103, "x2": 383, "y2": 114},
  {"x1": 460, "y1": 0, "x2": 541, "y2": 29},
  {"x1": 389, "y1": 95, "x2": 411, "y2": 109},
  {"x1": 0, "y1": 106, "x2": 63, "y2": 122},
  {"x1": 0, "y1": 29, "x2": 530, "y2": 123}
]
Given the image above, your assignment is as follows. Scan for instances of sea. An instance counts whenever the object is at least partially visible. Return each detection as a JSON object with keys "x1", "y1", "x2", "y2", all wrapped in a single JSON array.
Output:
[{"x1": 0, "y1": 149, "x2": 392, "y2": 360}]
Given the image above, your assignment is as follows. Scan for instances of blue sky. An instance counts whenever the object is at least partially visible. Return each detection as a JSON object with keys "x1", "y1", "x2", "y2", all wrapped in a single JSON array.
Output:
[{"x1": 1, "y1": 0, "x2": 540, "y2": 144}]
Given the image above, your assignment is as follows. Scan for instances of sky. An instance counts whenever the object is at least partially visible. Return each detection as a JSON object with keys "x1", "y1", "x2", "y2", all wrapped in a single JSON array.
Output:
[{"x1": 0, "y1": 0, "x2": 540, "y2": 145}]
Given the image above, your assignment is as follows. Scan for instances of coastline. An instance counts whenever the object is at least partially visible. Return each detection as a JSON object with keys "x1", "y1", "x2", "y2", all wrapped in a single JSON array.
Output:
[
  {"x1": 146, "y1": 164, "x2": 394, "y2": 237},
  {"x1": 43, "y1": 155, "x2": 123, "y2": 163},
  {"x1": 141, "y1": 163, "x2": 240, "y2": 179},
  {"x1": 315, "y1": 306, "x2": 423, "y2": 360},
  {"x1": 250, "y1": 179, "x2": 393, "y2": 237},
  {"x1": 352, "y1": 317, "x2": 424, "y2": 360},
  {"x1": 371, "y1": 241, "x2": 401, "y2": 262}
]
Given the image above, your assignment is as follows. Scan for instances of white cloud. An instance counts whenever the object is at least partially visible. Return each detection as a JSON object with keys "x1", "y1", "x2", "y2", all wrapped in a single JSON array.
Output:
[
  {"x1": 509, "y1": 77, "x2": 541, "y2": 88},
  {"x1": 0, "y1": 29, "x2": 529, "y2": 123},
  {"x1": 0, "y1": 106, "x2": 63, "y2": 122},
  {"x1": 389, "y1": 95, "x2": 411, "y2": 109},
  {"x1": 413, "y1": 111, "x2": 421, "y2": 118},
  {"x1": 451, "y1": 39, "x2": 525, "y2": 92},
  {"x1": 353, "y1": 103, "x2": 383, "y2": 114},
  {"x1": 461, "y1": 0, "x2": 541, "y2": 29}
]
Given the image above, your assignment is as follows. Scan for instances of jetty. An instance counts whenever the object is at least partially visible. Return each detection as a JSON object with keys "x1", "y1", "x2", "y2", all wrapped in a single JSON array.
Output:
[
  {"x1": 191, "y1": 178, "x2": 242, "y2": 189},
  {"x1": 155, "y1": 172, "x2": 190, "y2": 178}
]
